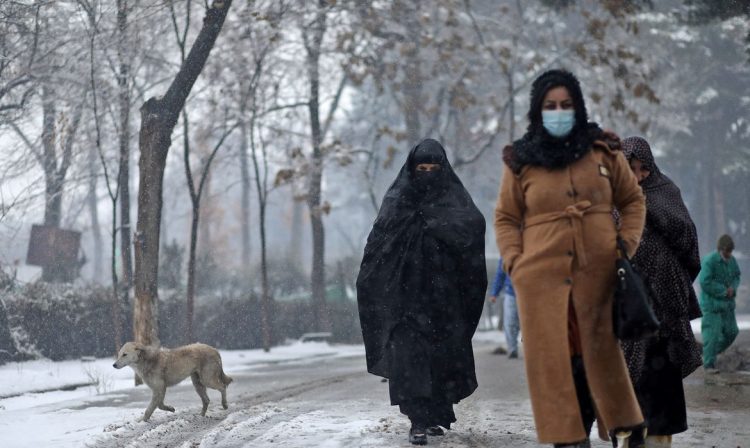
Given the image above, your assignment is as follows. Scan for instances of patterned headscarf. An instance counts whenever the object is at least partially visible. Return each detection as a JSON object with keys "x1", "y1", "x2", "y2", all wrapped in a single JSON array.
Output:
[{"x1": 622, "y1": 136, "x2": 668, "y2": 192}]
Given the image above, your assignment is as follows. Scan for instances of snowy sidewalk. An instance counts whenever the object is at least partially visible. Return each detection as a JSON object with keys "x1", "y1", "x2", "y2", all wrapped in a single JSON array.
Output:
[
  {"x1": 0, "y1": 341, "x2": 364, "y2": 406},
  {"x1": 2, "y1": 328, "x2": 749, "y2": 447}
]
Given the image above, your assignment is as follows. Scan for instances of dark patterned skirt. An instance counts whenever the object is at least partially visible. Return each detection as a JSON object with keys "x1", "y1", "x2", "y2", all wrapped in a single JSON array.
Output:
[{"x1": 633, "y1": 339, "x2": 688, "y2": 435}]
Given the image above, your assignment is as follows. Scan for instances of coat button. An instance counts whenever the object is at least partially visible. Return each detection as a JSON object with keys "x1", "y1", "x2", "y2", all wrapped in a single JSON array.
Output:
[{"x1": 565, "y1": 278, "x2": 573, "y2": 285}]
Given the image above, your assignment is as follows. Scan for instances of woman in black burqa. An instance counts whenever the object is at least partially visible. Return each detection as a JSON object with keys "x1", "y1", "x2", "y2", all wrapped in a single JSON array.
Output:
[
  {"x1": 621, "y1": 136, "x2": 703, "y2": 447},
  {"x1": 356, "y1": 138, "x2": 487, "y2": 445}
]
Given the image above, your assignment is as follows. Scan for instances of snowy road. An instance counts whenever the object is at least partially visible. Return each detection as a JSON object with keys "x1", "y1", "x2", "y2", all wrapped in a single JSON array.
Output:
[
  {"x1": 2, "y1": 334, "x2": 750, "y2": 447},
  {"x1": 84, "y1": 338, "x2": 539, "y2": 448}
]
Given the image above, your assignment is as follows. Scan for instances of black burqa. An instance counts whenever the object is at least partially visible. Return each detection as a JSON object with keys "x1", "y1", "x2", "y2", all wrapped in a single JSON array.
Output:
[
  {"x1": 621, "y1": 136, "x2": 702, "y2": 435},
  {"x1": 356, "y1": 139, "x2": 487, "y2": 427}
]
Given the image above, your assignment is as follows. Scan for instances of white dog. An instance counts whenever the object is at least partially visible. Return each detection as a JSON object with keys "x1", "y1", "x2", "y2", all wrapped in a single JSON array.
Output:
[{"x1": 113, "y1": 341, "x2": 233, "y2": 421}]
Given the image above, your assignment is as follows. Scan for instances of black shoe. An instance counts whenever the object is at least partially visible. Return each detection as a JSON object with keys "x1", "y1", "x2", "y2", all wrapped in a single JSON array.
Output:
[
  {"x1": 409, "y1": 426, "x2": 427, "y2": 445},
  {"x1": 426, "y1": 426, "x2": 445, "y2": 436},
  {"x1": 508, "y1": 350, "x2": 518, "y2": 359}
]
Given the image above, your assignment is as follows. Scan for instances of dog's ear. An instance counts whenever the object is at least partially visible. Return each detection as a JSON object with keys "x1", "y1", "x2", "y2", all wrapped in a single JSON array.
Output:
[{"x1": 134, "y1": 343, "x2": 145, "y2": 352}]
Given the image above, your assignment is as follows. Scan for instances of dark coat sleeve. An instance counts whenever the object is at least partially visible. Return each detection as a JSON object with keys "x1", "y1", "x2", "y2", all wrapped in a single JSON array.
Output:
[{"x1": 646, "y1": 182, "x2": 701, "y2": 280}]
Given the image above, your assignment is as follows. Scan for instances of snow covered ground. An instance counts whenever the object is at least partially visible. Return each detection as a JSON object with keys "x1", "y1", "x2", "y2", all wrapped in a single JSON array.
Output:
[
  {"x1": 2, "y1": 322, "x2": 749, "y2": 447},
  {"x1": 0, "y1": 341, "x2": 364, "y2": 400},
  {"x1": 0, "y1": 341, "x2": 366, "y2": 448}
]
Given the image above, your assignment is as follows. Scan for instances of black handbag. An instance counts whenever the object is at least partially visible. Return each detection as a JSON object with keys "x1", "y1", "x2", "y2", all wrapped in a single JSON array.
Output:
[{"x1": 612, "y1": 237, "x2": 660, "y2": 341}]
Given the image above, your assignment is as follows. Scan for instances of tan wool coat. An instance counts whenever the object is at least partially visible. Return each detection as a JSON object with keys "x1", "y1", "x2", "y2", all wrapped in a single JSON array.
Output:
[{"x1": 494, "y1": 140, "x2": 646, "y2": 444}]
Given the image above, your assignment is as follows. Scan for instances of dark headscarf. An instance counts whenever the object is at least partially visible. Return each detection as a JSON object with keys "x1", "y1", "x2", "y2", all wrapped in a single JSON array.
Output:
[
  {"x1": 621, "y1": 136, "x2": 670, "y2": 192},
  {"x1": 356, "y1": 139, "x2": 487, "y2": 390},
  {"x1": 621, "y1": 136, "x2": 702, "y2": 382},
  {"x1": 505, "y1": 69, "x2": 605, "y2": 173}
]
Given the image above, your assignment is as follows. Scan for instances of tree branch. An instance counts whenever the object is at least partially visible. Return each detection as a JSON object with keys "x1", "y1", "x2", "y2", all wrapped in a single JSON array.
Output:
[
  {"x1": 59, "y1": 92, "x2": 88, "y2": 180},
  {"x1": 182, "y1": 111, "x2": 198, "y2": 204},
  {"x1": 262, "y1": 101, "x2": 310, "y2": 115},
  {"x1": 321, "y1": 73, "x2": 347, "y2": 141},
  {"x1": 9, "y1": 122, "x2": 43, "y2": 166},
  {"x1": 161, "y1": 0, "x2": 233, "y2": 126},
  {"x1": 197, "y1": 120, "x2": 239, "y2": 200}
]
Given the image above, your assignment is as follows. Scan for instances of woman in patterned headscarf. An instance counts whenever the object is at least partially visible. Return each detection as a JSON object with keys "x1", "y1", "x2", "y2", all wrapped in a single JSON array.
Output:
[{"x1": 622, "y1": 136, "x2": 703, "y2": 448}]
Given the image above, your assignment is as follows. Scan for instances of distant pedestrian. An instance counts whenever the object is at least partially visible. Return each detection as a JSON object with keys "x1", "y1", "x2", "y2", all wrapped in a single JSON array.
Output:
[
  {"x1": 489, "y1": 258, "x2": 520, "y2": 358},
  {"x1": 357, "y1": 139, "x2": 487, "y2": 445},
  {"x1": 621, "y1": 136, "x2": 703, "y2": 448},
  {"x1": 494, "y1": 69, "x2": 647, "y2": 447},
  {"x1": 699, "y1": 234, "x2": 741, "y2": 373}
]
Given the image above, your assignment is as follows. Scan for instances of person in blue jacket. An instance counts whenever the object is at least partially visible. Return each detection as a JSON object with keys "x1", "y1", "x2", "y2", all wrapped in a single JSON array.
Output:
[{"x1": 489, "y1": 258, "x2": 520, "y2": 358}]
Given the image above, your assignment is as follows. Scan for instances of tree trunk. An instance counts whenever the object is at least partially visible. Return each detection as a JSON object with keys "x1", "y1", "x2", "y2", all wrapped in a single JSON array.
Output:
[
  {"x1": 41, "y1": 86, "x2": 61, "y2": 237},
  {"x1": 259, "y1": 200, "x2": 271, "y2": 351},
  {"x1": 305, "y1": 1, "x2": 331, "y2": 333},
  {"x1": 87, "y1": 145, "x2": 104, "y2": 281},
  {"x1": 287, "y1": 198, "x2": 304, "y2": 266},
  {"x1": 239, "y1": 119, "x2": 252, "y2": 269},
  {"x1": 308, "y1": 202, "x2": 329, "y2": 332},
  {"x1": 198, "y1": 166, "x2": 212, "y2": 257},
  {"x1": 40, "y1": 83, "x2": 84, "y2": 283},
  {"x1": 132, "y1": 0, "x2": 233, "y2": 349},
  {"x1": 134, "y1": 99, "x2": 170, "y2": 348},
  {"x1": 110, "y1": 199, "x2": 123, "y2": 353},
  {"x1": 249, "y1": 116, "x2": 272, "y2": 351},
  {"x1": 117, "y1": 0, "x2": 133, "y2": 294},
  {"x1": 185, "y1": 205, "x2": 199, "y2": 343}
]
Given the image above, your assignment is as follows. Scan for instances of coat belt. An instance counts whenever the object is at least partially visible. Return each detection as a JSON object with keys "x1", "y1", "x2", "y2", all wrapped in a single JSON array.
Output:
[{"x1": 523, "y1": 201, "x2": 612, "y2": 267}]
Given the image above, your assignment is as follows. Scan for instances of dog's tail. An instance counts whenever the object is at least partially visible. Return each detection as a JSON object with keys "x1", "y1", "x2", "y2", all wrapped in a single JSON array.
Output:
[{"x1": 221, "y1": 371, "x2": 233, "y2": 385}]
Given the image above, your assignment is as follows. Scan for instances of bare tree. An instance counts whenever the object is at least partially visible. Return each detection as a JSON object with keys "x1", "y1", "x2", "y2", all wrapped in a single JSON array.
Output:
[
  {"x1": 133, "y1": 0, "x2": 233, "y2": 349},
  {"x1": 237, "y1": 3, "x2": 285, "y2": 351},
  {"x1": 86, "y1": 138, "x2": 104, "y2": 281},
  {"x1": 300, "y1": 0, "x2": 345, "y2": 332},
  {"x1": 183, "y1": 114, "x2": 238, "y2": 343},
  {"x1": 11, "y1": 82, "x2": 87, "y2": 282},
  {"x1": 78, "y1": 0, "x2": 125, "y2": 352},
  {"x1": 166, "y1": 0, "x2": 239, "y2": 343},
  {"x1": 117, "y1": 0, "x2": 134, "y2": 294},
  {"x1": 0, "y1": 2, "x2": 40, "y2": 122}
]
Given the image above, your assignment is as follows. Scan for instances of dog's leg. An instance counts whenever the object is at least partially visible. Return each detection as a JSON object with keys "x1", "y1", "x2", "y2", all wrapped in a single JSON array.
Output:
[
  {"x1": 191, "y1": 373, "x2": 210, "y2": 416},
  {"x1": 203, "y1": 369, "x2": 229, "y2": 410},
  {"x1": 143, "y1": 385, "x2": 165, "y2": 422},
  {"x1": 158, "y1": 403, "x2": 175, "y2": 412},
  {"x1": 219, "y1": 382, "x2": 228, "y2": 410},
  {"x1": 155, "y1": 383, "x2": 175, "y2": 412}
]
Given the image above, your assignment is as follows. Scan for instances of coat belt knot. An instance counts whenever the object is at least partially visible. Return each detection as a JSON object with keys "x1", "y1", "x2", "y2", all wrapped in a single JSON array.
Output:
[{"x1": 524, "y1": 201, "x2": 612, "y2": 268}]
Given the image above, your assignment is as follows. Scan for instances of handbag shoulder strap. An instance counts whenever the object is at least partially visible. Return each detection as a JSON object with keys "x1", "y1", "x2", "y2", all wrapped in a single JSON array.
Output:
[{"x1": 616, "y1": 236, "x2": 630, "y2": 260}]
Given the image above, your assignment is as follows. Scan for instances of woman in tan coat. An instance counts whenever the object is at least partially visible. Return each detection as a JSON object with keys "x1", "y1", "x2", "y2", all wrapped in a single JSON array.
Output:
[{"x1": 494, "y1": 70, "x2": 647, "y2": 448}]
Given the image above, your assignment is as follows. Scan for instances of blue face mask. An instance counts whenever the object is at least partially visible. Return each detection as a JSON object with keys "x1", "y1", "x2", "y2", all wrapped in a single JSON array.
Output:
[{"x1": 542, "y1": 110, "x2": 576, "y2": 138}]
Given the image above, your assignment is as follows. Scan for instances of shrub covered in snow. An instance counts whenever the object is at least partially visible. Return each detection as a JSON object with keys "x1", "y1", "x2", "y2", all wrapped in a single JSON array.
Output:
[
  {"x1": 3, "y1": 281, "x2": 129, "y2": 361},
  {"x1": 0, "y1": 273, "x2": 361, "y2": 362}
]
